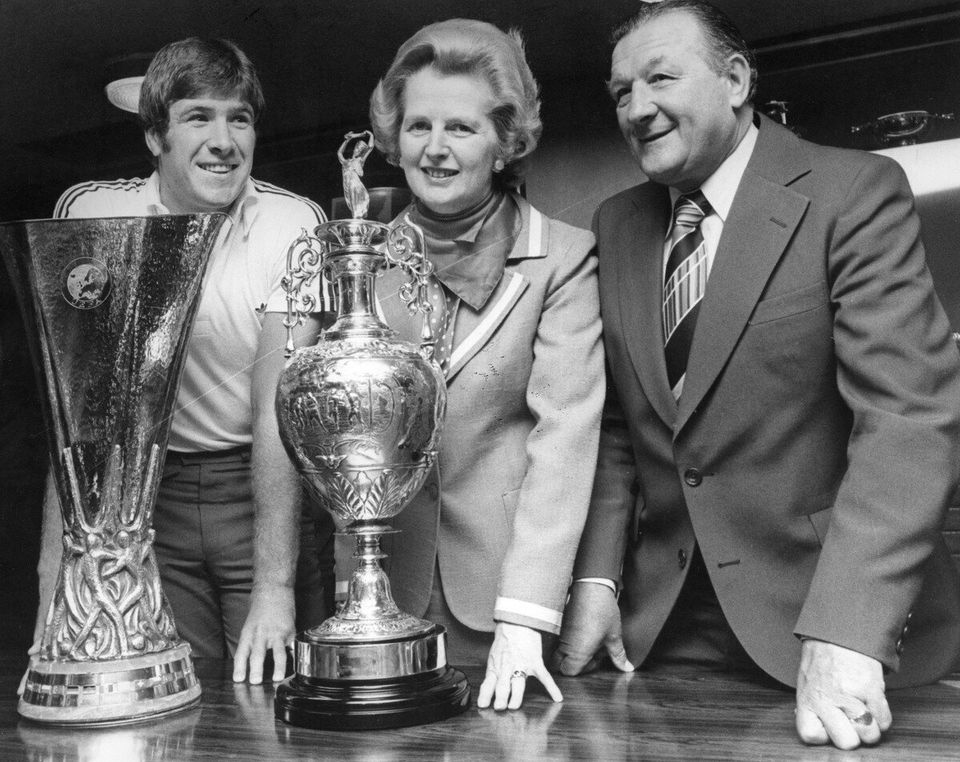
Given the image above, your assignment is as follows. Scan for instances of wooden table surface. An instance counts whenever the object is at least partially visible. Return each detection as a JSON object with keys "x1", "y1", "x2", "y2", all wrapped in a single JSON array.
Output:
[{"x1": 1, "y1": 651, "x2": 959, "y2": 761}]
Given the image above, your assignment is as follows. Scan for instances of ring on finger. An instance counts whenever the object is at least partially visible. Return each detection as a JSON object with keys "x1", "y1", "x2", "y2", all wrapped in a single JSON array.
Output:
[{"x1": 510, "y1": 670, "x2": 527, "y2": 680}]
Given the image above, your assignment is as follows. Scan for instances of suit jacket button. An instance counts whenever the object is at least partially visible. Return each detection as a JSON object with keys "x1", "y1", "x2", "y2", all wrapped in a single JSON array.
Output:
[
  {"x1": 684, "y1": 468, "x2": 702, "y2": 487},
  {"x1": 895, "y1": 637, "x2": 904, "y2": 656},
  {"x1": 678, "y1": 549, "x2": 688, "y2": 569}
]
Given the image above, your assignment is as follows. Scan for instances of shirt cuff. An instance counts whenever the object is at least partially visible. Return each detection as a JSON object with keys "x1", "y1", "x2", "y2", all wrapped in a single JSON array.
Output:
[
  {"x1": 574, "y1": 577, "x2": 618, "y2": 594},
  {"x1": 493, "y1": 596, "x2": 563, "y2": 634}
]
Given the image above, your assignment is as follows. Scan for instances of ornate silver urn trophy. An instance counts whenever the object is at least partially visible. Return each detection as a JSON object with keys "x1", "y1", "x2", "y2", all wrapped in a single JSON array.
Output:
[
  {"x1": 274, "y1": 131, "x2": 470, "y2": 729},
  {"x1": 0, "y1": 214, "x2": 224, "y2": 724}
]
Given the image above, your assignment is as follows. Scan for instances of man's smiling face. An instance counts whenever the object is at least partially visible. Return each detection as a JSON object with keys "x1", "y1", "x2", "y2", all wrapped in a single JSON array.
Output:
[
  {"x1": 608, "y1": 10, "x2": 747, "y2": 191},
  {"x1": 146, "y1": 93, "x2": 255, "y2": 213}
]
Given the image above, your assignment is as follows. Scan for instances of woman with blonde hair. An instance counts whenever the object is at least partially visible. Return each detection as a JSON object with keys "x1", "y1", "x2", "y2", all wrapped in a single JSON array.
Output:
[{"x1": 360, "y1": 18, "x2": 604, "y2": 710}]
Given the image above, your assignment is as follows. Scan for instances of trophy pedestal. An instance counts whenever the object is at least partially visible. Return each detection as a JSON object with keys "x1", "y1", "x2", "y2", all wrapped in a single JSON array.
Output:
[
  {"x1": 18, "y1": 643, "x2": 201, "y2": 725},
  {"x1": 274, "y1": 526, "x2": 470, "y2": 729},
  {"x1": 275, "y1": 626, "x2": 469, "y2": 730}
]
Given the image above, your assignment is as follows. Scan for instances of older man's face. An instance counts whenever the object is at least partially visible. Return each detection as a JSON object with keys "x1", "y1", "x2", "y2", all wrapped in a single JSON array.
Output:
[
  {"x1": 146, "y1": 93, "x2": 255, "y2": 214},
  {"x1": 608, "y1": 11, "x2": 748, "y2": 191}
]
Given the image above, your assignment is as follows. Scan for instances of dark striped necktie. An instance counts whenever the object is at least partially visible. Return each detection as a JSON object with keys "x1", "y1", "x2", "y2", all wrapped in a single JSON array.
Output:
[{"x1": 662, "y1": 190, "x2": 712, "y2": 399}]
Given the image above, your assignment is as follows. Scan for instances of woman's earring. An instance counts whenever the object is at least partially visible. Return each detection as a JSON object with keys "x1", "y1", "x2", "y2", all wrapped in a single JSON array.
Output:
[{"x1": 493, "y1": 158, "x2": 505, "y2": 173}]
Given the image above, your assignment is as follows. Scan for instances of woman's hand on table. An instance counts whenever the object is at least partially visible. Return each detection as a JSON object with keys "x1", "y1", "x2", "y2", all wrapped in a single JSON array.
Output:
[{"x1": 478, "y1": 622, "x2": 562, "y2": 710}]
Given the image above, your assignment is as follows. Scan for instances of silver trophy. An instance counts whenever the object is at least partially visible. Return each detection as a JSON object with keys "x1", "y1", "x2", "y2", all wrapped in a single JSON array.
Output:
[
  {"x1": 851, "y1": 110, "x2": 955, "y2": 146},
  {"x1": 0, "y1": 214, "x2": 225, "y2": 724},
  {"x1": 274, "y1": 131, "x2": 469, "y2": 729}
]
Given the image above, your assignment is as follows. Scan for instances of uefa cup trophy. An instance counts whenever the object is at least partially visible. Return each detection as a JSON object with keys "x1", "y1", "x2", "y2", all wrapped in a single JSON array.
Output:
[
  {"x1": 0, "y1": 213, "x2": 224, "y2": 724},
  {"x1": 274, "y1": 131, "x2": 470, "y2": 730}
]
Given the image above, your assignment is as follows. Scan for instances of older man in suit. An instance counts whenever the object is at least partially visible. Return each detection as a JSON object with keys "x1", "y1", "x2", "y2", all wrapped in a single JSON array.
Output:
[{"x1": 555, "y1": 0, "x2": 960, "y2": 751}]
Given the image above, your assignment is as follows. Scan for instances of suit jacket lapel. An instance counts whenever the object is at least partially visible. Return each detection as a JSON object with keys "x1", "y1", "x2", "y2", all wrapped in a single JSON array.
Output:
[
  {"x1": 676, "y1": 118, "x2": 812, "y2": 432},
  {"x1": 616, "y1": 184, "x2": 676, "y2": 427},
  {"x1": 445, "y1": 198, "x2": 540, "y2": 382},
  {"x1": 376, "y1": 195, "x2": 537, "y2": 384},
  {"x1": 446, "y1": 270, "x2": 527, "y2": 380}
]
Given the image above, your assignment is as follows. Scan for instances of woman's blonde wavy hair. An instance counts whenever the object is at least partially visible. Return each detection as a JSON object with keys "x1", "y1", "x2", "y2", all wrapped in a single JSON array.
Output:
[{"x1": 369, "y1": 18, "x2": 542, "y2": 191}]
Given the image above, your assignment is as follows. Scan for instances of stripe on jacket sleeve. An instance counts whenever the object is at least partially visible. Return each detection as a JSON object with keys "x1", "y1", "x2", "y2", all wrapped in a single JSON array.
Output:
[
  {"x1": 53, "y1": 178, "x2": 146, "y2": 218},
  {"x1": 494, "y1": 596, "x2": 563, "y2": 630},
  {"x1": 252, "y1": 179, "x2": 327, "y2": 225}
]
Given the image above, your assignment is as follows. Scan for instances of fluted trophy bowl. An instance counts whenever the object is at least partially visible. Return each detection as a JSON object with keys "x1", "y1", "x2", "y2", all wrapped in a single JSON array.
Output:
[{"x1": 273, "y1": 131, "x2": 469, "y2": 730}]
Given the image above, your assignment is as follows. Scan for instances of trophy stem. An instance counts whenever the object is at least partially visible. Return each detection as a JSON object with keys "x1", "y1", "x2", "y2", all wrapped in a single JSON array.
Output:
[
  {"x1": 321, "y1": 523, "x2": 433, "y2": 640},
  {"x1": 341, "y1": 526, "x2": 404, "y2": 621}
]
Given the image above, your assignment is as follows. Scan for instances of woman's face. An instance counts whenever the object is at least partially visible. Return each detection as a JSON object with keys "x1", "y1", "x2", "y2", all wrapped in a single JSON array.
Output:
[{"x1": 398, "y1": 68, "x2": 502, "y2": 215}]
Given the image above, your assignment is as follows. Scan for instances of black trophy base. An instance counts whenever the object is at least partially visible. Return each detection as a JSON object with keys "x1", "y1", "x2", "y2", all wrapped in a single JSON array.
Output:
[{"x1": 275, "y1": 666, "x2": 471, "y2": 730}]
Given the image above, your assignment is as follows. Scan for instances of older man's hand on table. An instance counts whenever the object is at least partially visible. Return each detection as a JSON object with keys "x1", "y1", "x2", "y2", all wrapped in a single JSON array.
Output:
[
  {"x1": 795, "y1": 638, "x2": 892, "y2": 750},
  {"x1": 551, "y1": 581, "x2": 634, "y2": 676}
]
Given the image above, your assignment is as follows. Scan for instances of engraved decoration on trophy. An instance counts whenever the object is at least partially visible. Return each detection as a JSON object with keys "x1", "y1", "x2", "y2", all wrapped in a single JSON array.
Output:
[
  {"x1": 274, "y1": 131, "x2": 470, "y2": 730},
  {"x1": 0, "y1": 214, "x2": 225, "y2": 724}
]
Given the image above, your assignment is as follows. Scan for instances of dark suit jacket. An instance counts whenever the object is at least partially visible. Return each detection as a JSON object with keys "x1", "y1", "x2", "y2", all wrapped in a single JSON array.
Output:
[{"x1": 574, "y1": 115, "x2": 960, "y2": 688}]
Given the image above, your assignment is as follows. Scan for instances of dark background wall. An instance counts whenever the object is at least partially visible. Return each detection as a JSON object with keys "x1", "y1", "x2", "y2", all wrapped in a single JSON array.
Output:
[{"x1": 3, "y1": 1, "x2": 960, "y2": 652}]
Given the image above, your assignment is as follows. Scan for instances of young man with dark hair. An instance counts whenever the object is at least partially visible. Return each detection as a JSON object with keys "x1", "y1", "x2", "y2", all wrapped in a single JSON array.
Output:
[{"x1": 37, "y1": 37, "x2": 332, "y2": 685}]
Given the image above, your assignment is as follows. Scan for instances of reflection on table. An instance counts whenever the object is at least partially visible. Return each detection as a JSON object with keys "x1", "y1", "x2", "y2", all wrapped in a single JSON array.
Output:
[{"x1": 1, "y1": 651, "x2": 959, "y2": 761}]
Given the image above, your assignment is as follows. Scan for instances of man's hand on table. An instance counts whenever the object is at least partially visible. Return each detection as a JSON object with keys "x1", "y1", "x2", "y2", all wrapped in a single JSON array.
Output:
[
  {"x1": 551, "y1": 581, "x2": 634, "y2": 675},
  {"x1": 232, "y1": 584, "x2": 295, "y2": 684},
  {"x1": 795, "y1": 638, "x2": 891, "y2": 750}
]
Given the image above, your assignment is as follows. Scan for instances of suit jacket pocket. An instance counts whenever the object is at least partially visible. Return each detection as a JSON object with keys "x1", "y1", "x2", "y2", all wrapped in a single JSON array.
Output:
[
  {"x1": 502, "y1": 486, "x2": 522, "y2": 528},
  {"x1": 749, "y1": 281, "x2": 826, "y2": 325},
  {"x1": 806, "y1": 503, "x2": 833, "y2": 547},
  {"x1": 630, "y1": 492, "x2": 644, "y2": 547}
]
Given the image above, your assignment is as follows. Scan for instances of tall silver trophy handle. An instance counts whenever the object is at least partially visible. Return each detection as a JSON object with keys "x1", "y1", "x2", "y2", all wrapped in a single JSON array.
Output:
[
  {"x1": 281, "y1": 212, "x2": 439, "y2": 360},
  {"x1": 386, "y1": 215, "x2": 441, "y2": 362}
]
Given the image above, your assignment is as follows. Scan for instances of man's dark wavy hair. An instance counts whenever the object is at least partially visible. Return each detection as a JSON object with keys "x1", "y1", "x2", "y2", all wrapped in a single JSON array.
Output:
[{"x1": 139, "y1": 37, "x2": 264, "y2": 137}]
